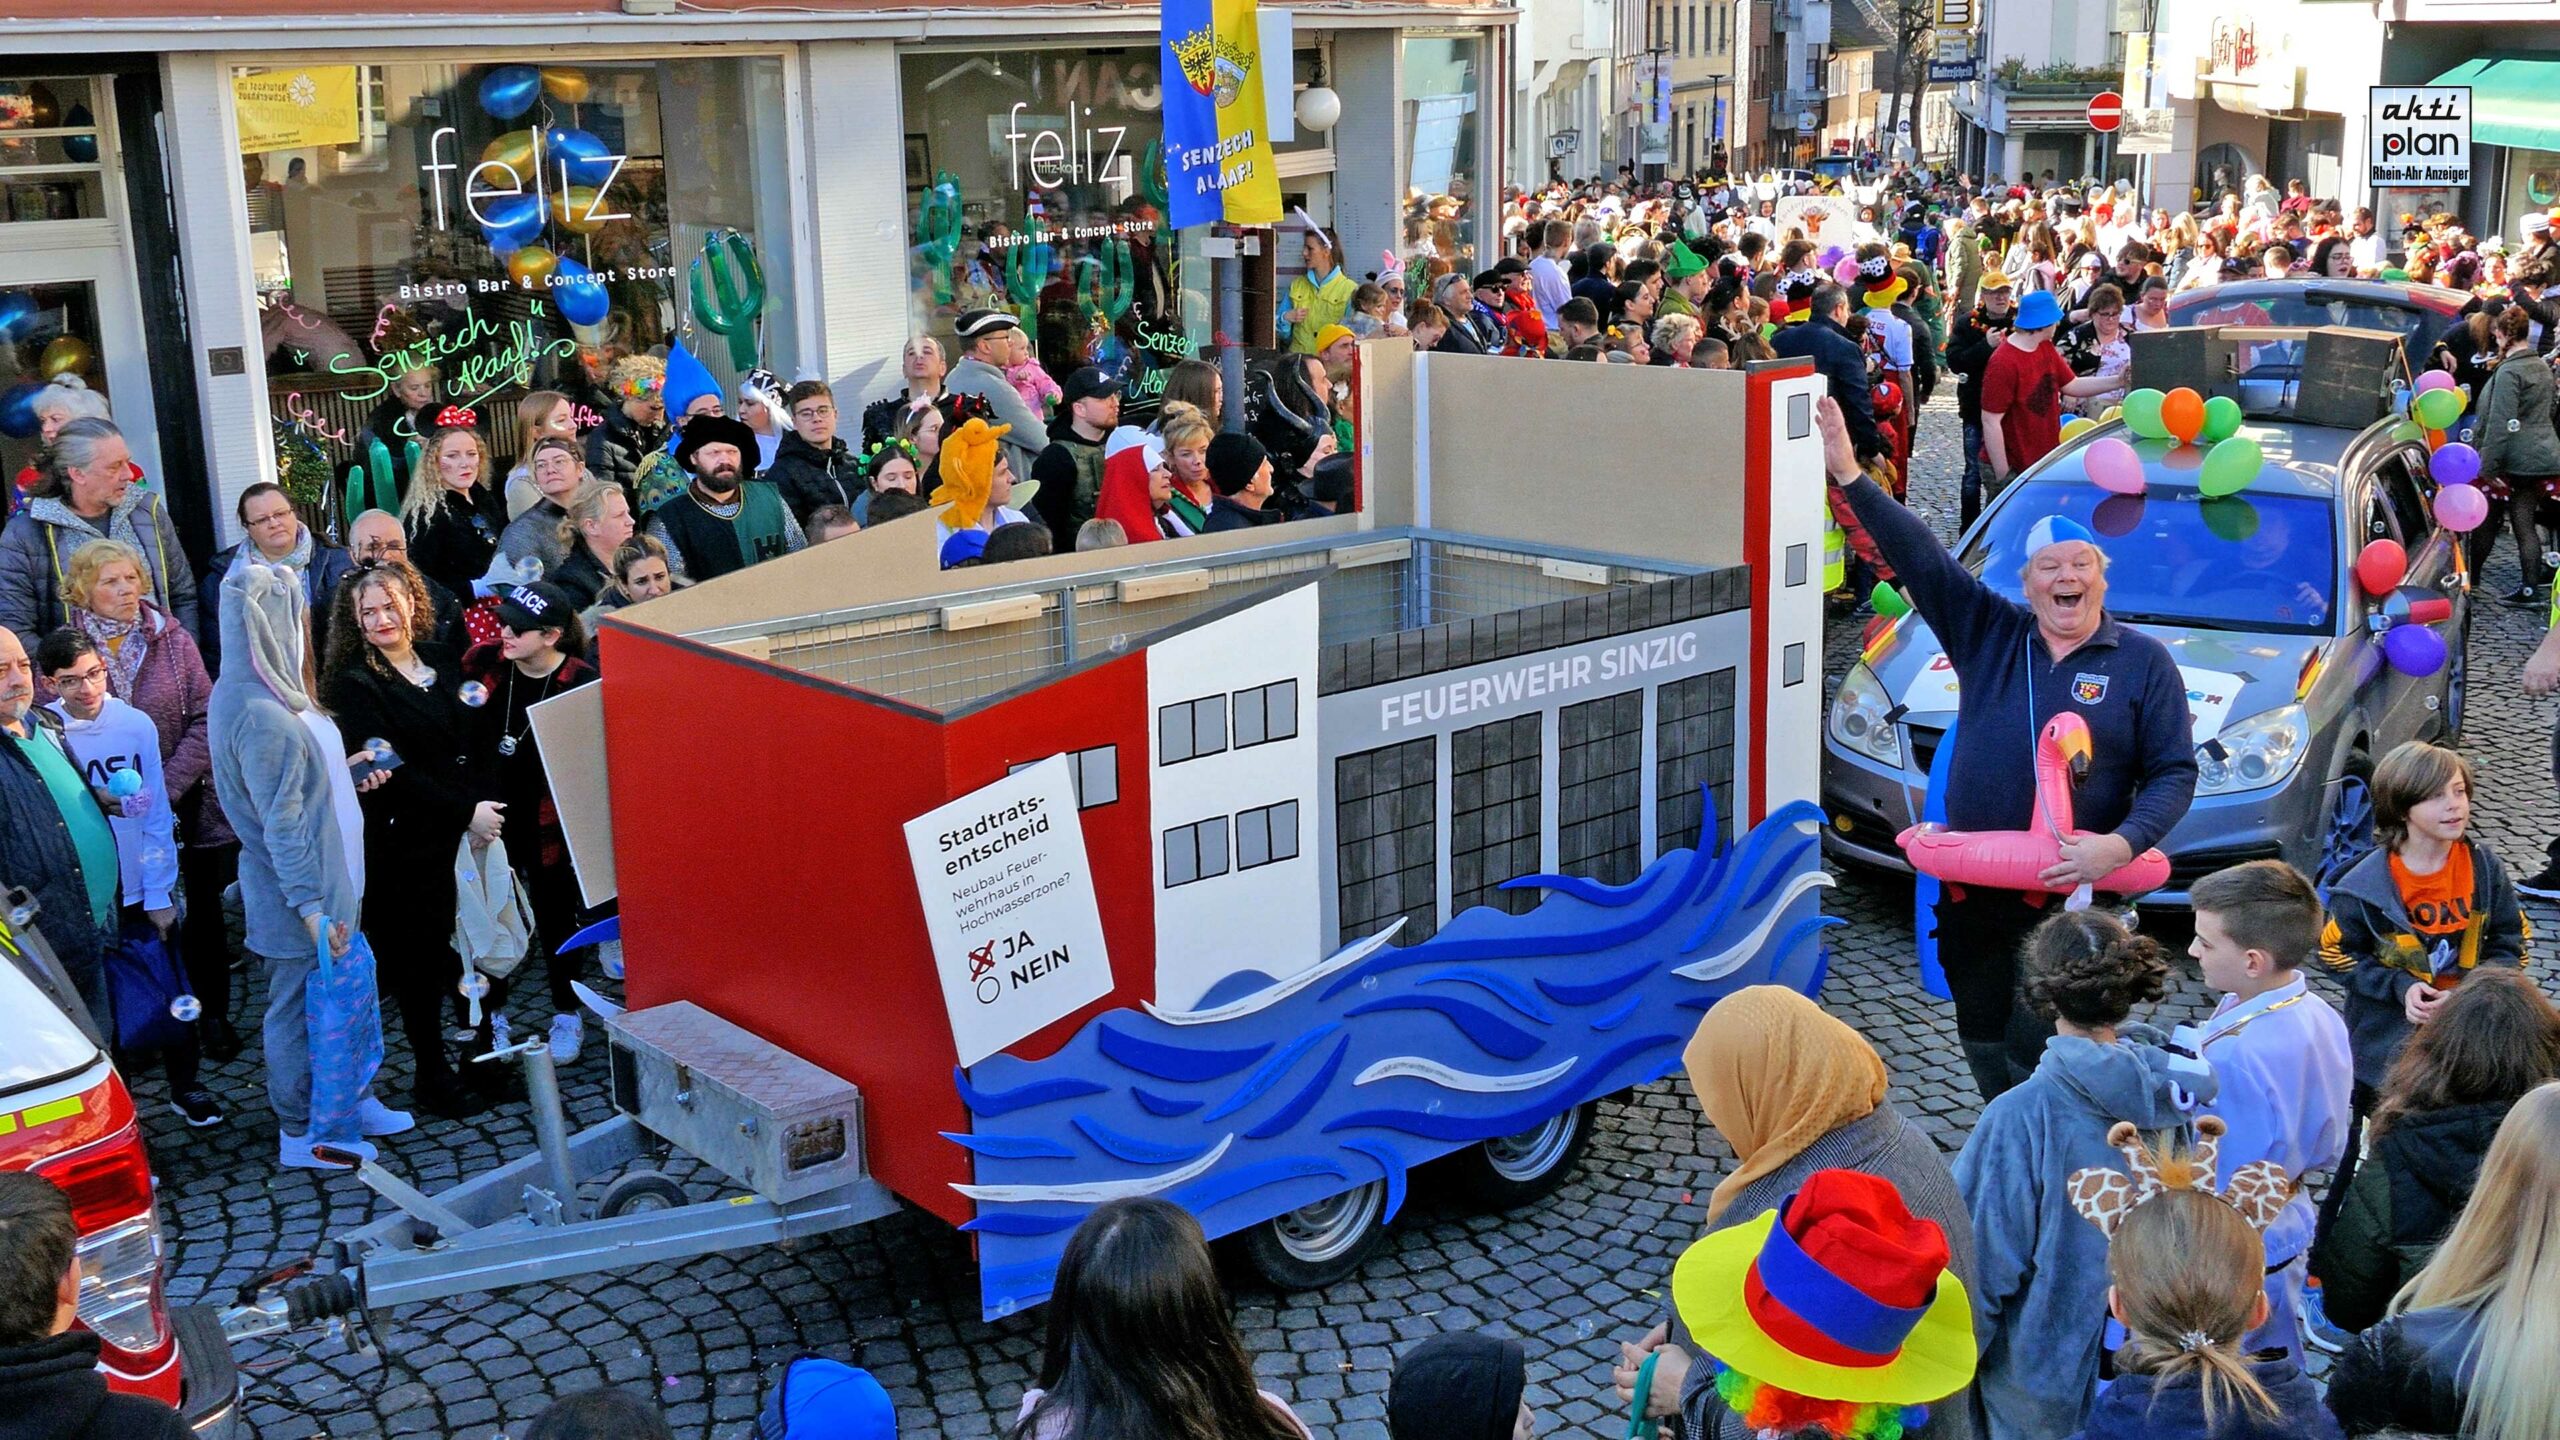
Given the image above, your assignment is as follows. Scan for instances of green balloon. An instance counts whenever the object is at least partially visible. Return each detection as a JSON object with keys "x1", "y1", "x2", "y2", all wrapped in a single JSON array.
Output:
[
  {"x1": 1871, "y1": 582, "x2": 1911, "y2": 618},
  {"x1": 2121, "y1": 388, "x2": 2169, "y2": 439},
  {"x1": 2199, "y1": 436, "x2": 2263, "y2": 498},
  {"x1": 2200, "y1": 394, "x2": 2244, "y2": 442},
  {"x1": 2412, "y1": 386, "x2": 2466, "y2": 431},
  {"x1": 2389, "y1": 420, "x2": 2424, "y2": 444}
]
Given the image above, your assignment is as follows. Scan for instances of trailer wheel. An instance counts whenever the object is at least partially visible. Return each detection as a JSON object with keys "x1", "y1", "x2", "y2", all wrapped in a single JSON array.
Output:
[
  {"x1": 1233, "y1": 1179, "x2": 1389, "y2": 1290},
  {"x1": 595, "y1": 1170, "x2": 688, "y2": 1219},
  {"x1": 1443, "y1": 1103, "x2": 1597, "y2": 1210}
]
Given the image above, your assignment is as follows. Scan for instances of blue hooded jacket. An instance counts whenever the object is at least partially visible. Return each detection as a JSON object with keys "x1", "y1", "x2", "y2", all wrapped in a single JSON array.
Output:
[{"x1": 1953, "y1": 1026, "x2": 2189, "y2": 1440}]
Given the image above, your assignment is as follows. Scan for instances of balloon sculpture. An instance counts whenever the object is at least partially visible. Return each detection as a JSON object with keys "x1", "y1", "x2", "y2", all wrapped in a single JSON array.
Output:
[
  {"x1": 341, "y1": 433, "x2": 416, "y2": 533},
  {"x1": 689, "y1": 229, "x2": 768, "y2": 372},
  {"x1": 2354, "y1": 539, "x2": 2454, "y2": 677},
  {"x1": 1897, "y1": 711, "x2": 2172, "y2": 897}
]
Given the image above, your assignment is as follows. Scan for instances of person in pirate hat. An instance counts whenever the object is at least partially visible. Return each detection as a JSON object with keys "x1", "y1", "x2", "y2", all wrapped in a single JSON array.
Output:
[
  {"x1": 642, "y1": 413, "x2": 805, "y2": 584},
  {"x1": 1669, "y1": 1169, "x2": 1977, "y2": 1439}
]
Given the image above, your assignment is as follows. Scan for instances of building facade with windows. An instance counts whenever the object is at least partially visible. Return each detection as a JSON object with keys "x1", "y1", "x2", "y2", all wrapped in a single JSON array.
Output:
[{"x1": 4, "y1": 0, "x2": 1513, "y2": 561}]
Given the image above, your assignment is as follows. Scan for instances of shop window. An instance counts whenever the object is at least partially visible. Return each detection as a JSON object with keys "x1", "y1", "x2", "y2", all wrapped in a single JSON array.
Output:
[
  {"x1": 234, "y1": 57, "x2": 796, "y2": 478},
  {"x1": 1656, "y1": 669, "x2": 1736, "y2": 854},
  {"x1": 899, "y1": 48, "x2": 1210, "y2": 406},
  {"x1": 1233, "y1": 678, "x2": 1299, "y2": 749},
  {"x1": 1008, "y1": 744, "x2": 1120, "y2": 808},
  {"x1": 1159, "y1": 694, "x2": 1229, "y2": 764},
  {"x1": 1163, "y1": 815, "x2": 1231, "y2": 888},
  {"x1": 0, "y1": 78, "x2": 109, "y2": 223},
  {"x1": 1235, "y1": 799, "x2": 1300, "y2": 871},
  {"x1": 1450, "y1": 713, "x2": 1543, "y2": 919},
  {"x1": 1402, "y1": 37, "x2": 1483, "y2": 278},
  {"x1": 1336, "y1": 738, "x2": 1438, "y2": 947},
  {"x1": 1560, "y1": 690, "x2": 1645, "y2": 885}
]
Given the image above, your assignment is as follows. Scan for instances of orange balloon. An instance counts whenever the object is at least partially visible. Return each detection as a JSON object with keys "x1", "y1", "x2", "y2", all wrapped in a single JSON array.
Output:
[
  {"x1": 2161, "y1": 387, "x2": 2205, "y2": 444},
  {"x1": 506, "y1": 244, "x2": 559, "y2": 290},
  {"x1": 551, "y1": 186, "x2": 609, "y2": 234},
  {"x1": 2426, "y1": 427, "x2": 2447, "y2": 451}
]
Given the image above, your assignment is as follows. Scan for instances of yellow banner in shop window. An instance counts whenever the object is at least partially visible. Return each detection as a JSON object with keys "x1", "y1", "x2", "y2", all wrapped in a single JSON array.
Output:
[{"x1": 233, "y1": 66, "x2": 361, "y2": 154}]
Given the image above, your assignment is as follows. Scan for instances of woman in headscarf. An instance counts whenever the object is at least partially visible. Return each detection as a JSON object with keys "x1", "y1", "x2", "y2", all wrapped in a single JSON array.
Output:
[
  {"x1": 1613, "y1": 987, "x2": 1978, "y2": 1440},
  {"x1": 1092, "y1": 427, "x2": 1193, "y2": 544}
]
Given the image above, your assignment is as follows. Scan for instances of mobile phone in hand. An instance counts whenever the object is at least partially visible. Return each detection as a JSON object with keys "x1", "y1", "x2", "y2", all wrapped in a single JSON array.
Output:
[{"x1": 349, "y1": 738, "x2": 405, "y2": 786}]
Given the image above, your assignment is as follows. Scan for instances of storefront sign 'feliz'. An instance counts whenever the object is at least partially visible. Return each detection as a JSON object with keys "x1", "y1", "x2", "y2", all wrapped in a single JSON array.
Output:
[{"x1": 418, "y1": 126, "x2": 631, "y2": 235}]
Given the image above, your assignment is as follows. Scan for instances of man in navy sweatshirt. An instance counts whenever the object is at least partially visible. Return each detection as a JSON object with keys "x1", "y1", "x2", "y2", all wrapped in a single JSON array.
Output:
[{"x1": 1817, "y1": 396, "x2": 2197, "y2": 1101}]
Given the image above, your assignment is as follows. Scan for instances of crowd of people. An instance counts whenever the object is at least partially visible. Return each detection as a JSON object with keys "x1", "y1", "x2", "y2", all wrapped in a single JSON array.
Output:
[{"x1": 13, "y1": 159, "x2": 2560, "y2": 1440}]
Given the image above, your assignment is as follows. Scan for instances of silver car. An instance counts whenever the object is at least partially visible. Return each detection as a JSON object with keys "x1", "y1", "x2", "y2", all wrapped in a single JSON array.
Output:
[{"x1": 1821, "y1": 409, "x2": 2470, "y2": 904}]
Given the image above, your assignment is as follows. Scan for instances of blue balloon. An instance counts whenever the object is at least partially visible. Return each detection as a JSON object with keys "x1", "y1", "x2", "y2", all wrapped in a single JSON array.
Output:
[
  {"x1": 476, "y1": 191, "x2": 546, "y2": 254},
  {"x1": 549, "y1": 257, "x2": 610, "y2": 326},
  {"x1": 62, "y1": 106, "x2": 97, "y2": 164},
  {"x1": 0, "y1": 290, "x2": 34, "y2": 342},
  {"x1": 0, "y1": 381, "x2": 45, "y2": 441},
  {"x1": 107, "y1": 768, "x2": 143, "y2": 799},
  {"x1": 479, "y1": 65, "x2": 541, "y2": 122},
  {"x1": 546, "y1": 127, "x2": 615, "y2": 185}
]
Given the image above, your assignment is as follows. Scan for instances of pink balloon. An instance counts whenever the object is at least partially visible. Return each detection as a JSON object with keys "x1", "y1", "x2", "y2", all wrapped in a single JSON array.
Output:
[
  {"x1": 2435, "y1": 481, "x2": 2490, "y2": 532},
  {"x1": 1833, "y1": 257, "x2": 1863, "y2": 286},
  {"x1": 2083, "y1": 437, "x2": 2146, "y2": 495},
  {"x1": 2415, "y1": 369, "x2": 2458, "y2": 394}
]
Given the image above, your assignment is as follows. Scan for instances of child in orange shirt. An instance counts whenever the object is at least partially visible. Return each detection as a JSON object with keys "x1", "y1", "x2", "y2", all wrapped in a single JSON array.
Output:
[{"x1": 2320, "y1": 741, "x2": 2529, "y2": 1104}]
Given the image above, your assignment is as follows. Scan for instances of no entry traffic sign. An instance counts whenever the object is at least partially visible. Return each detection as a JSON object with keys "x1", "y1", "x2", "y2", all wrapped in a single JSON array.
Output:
[{"x1": 2088, "y1": 91, "x2": 2124, "y2": 132}]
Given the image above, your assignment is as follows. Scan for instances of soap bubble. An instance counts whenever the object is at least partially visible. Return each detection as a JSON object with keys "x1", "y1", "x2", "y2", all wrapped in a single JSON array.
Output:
[
  {"x1": 459, "y1": 681, "x2": 490, "y2": 708},
  {"x1": 170, "y1": 994, "x2": 202, "y2": 1023}
]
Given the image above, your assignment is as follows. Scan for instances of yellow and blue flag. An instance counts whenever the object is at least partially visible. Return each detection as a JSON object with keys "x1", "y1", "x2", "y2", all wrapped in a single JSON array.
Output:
[{"x1": 1161, "y1": 0, "x2": 1283, "y2": 228}]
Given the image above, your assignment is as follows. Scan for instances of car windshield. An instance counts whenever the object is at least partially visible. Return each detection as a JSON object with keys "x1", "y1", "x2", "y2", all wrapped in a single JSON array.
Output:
[
  {"x1": 1956, "y1": 479, "x2": 2338, "y2": 635},
  {"x1": 2167, "y1": 291, "x2": 2429, "y2": 379}
]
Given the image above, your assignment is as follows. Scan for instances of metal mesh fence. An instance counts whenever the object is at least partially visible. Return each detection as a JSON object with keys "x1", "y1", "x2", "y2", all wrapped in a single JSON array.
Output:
[{"x1": 717, "y1": 533, "x2": 1695, "y2": 714}]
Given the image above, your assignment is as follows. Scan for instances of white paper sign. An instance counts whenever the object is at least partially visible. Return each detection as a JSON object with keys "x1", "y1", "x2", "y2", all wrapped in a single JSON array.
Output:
[
  {"x1": 1902, "y1": 657, "x2": 2247, "y2": 744},
  {"x1": 903, "y1": 757, "x2": 1114, "y2": 1067},
  {"x1": 2370, "y1": 86, "x2": 2470, "y2": 188}
]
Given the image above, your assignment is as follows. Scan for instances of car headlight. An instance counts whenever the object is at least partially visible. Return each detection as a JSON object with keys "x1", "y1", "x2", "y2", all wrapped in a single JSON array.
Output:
[
  {"x1": 2194, "y1": 704, "x2": 2309, "y2": 796},
  {"x1": 1830, "y1": 662, "x2": 1905, "y2": 769}
]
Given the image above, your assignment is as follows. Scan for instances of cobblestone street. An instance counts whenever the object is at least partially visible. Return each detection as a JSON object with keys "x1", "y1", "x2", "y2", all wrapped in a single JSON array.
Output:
[{"x1": 148, "y1": 389, "x2": 2560, "y2": 1440}]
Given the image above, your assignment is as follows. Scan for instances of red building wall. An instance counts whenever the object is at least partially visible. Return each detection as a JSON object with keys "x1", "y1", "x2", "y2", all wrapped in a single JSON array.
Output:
[
  {"x1": 601, "y1": 624, "x2": 1164, "y2": 1227},
  {"x1": 941, "y1": 651, "x2": 1157, "y2": 1068},
  {"x1": 602, "y1": 624, "x2": 971, "y2": 1222}
]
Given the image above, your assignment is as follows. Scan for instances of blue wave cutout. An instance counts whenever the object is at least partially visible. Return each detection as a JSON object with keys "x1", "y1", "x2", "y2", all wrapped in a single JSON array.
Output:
[{"x1": 947, "y1": 786, "x2": 1832, "y2": 1318}]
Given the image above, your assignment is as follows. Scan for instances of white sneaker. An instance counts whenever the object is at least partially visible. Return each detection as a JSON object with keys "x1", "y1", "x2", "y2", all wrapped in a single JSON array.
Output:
[
  {"x1": 279, "y1": 1132, "x2": 377, "y2": 1170},
  {"x1": 356, "y1": 1096, "x2": 415, "y2": 1138},
  {"x1": 549, "y1": 1013, "x2": 583, "y2": 1063},
  {"x1": 599, "y1": 939, "x2": 625, "y2": 981}
]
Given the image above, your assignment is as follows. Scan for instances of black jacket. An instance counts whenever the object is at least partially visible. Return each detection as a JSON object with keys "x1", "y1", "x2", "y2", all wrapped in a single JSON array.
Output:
[
  {"x1": 585, "y1": 404, "x2": 670, "y2": 505},
  {"x1": 1434, "y1": 318, "x2": 1488, "y2": 355},
  {"x1": 2325, "y1": 1302, "x2": 2482, "y2": 1438},
  {"x1": 322, "y1": 642, "x2": 495, "y2": 930},
  {"x1": 2309, "y1": 1098, "x2": 2513, "y2": 1330},
  {"x1": 405, "y1": 486, "x2": 511, "y2": 604},
  {"x1": 1771, "y1": 316, "x2": 1883, "y2": 459},
  {"x1": 0, "y1": 1334, "x2": 189, "y2": 1440},
  {"x1": 763, "y1": 431, "x2": 861, "y2": 528},
  {"x1": 2318, "y1": 841, "x2": 2529, "y2": 1087},
  {"x1": 1948, "y1": 308, "x2": 2008, "y2": 423},
  {"x1": 1203, "y1": 497, "x2": 1287, "y2": 533}
]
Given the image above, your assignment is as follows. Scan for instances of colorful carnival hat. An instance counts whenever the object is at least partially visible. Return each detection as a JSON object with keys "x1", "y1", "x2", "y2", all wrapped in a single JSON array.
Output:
[{"x1": 1672, "y1": 1169, "x2": 1975, "y2": 1431}]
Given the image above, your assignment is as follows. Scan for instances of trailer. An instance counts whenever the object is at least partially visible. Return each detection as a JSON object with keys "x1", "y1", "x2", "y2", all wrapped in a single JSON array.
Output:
[{"x1": 300, "y1": 349, "x2": 1841, "y2": 1322}]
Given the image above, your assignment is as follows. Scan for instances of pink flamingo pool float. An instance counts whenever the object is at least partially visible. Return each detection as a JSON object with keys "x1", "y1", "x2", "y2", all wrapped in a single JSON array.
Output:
[{"x1": 1897, "y1": 711, "x2": 2172, "y2": 897}]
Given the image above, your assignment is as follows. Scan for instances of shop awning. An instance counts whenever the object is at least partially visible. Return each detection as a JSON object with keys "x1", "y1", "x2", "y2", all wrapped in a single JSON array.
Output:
[{"x1": 2431, "y1": 55, "x2": 2560, "y2": 153}]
